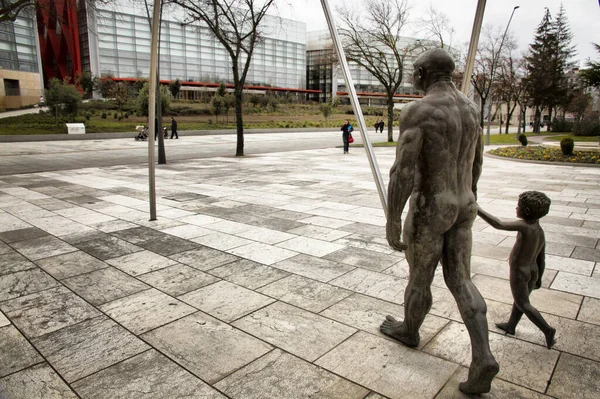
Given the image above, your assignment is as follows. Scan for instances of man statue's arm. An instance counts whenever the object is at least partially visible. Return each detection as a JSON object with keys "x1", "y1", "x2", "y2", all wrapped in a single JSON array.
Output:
[
  {"x1": 386, "y1": 122, "x2": 424, "y2": 251},
  {"x1": 472, "y1": 127, "x2": 483, "y2": 200}
]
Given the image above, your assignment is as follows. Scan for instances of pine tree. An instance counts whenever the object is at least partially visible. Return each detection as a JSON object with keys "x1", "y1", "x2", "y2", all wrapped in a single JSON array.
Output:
[
  {"x1": 581, "y1": 43, "x2": 600, "y2": 88},
  {"x1": 550, "y1": 4, "x2": 577, "y2": 120},
  {"x1": 524, "y1": 8, "x2": 557, "y2": 133}
]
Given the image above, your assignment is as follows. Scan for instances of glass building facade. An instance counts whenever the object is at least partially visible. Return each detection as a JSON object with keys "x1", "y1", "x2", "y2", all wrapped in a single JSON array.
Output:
[
  {"x1": 0, "y1": 13, "x2": 43, "y2": 110},
  {"x1": 87, "y1": 2, "x2": 306, "y2": 89},
  {"x1": 306, "y1": 30, "x2": 438, "y2": 103},
  {"x1": 0, "y1": 16, "x2": 39, "y2": 73}
]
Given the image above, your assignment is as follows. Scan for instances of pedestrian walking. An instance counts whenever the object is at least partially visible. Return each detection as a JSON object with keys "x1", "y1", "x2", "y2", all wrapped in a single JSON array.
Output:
[
  {"x1": 170, "y1": 117, "x2": 178, "y2": 139},
  {"x1": 341, "y1": 120, "x2": 353, "y2": 154},
  {"x1": 378, "y1": 119, "x2": 385, "y2": 133}
]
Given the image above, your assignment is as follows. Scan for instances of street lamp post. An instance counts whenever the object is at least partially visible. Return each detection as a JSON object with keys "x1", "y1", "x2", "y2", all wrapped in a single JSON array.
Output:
[{"x1": 485, "y1": 5, "x2": 519, "y2": 145}]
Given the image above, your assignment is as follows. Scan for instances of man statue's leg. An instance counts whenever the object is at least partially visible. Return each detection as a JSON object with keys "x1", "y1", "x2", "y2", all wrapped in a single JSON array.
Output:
[
  {"x1": 381, "y1": 217, "x2": 442, "y2": 347},
  {"x1": 442, "y1": 223, "x2": 499, "y2": 394}
]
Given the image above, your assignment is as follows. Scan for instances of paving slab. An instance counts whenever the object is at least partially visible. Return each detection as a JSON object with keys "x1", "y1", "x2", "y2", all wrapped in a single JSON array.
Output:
[
  {"x1": 0, "y1": 325, "x2": 43, "y2": 377},
  {"x1": 233, "y1": 301, "x2": 356, "y2": 362},
  {"x1": 71, "y1": 350, "x2": 226, "y2": 399},
  {"x1": 0, "y1": 363, "x2": 79, "y2": 399},
  {"x1": 316, "y1": 331, "x2": 458, "y2": 399},
  {"x1": 179, "y1": 280, "x2": 274, "y2": 322},
  {"x1": 216, "y1": 349, "x2": 368, "y2": 399},
  {"x1": 31, "y1": 315, "x2": 149, "y2": 382},
  {"x1": 142, "y1": 312, "x2": 272, "y2": 384}
]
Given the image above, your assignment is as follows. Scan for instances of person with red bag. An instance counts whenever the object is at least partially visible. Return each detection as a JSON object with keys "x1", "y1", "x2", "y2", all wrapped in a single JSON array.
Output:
[{"x1": 341, "y1": 120, "x2": 354, "y2": 154}]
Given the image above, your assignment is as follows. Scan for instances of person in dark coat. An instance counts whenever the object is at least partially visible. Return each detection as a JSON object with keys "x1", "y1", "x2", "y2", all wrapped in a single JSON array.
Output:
[
  {"x1": 170, "y1": 117, "x2": 178, "y2": 139},
  {"x1": 341, "y1": 120, "x2": 352, "y2": 154},
  {"x1": 378, "y1": 119, "x2": 385, "y2": 133}
]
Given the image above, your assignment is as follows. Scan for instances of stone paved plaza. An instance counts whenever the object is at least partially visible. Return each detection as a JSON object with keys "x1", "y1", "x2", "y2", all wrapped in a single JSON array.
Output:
[{"x1": 1, "y1": 142, "x2": 600, "y2": 398}]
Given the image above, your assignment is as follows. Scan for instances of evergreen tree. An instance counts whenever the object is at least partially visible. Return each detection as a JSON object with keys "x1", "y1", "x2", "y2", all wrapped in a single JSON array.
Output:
[
  {"x1": 550, "y1": 4, "x2": 577, "y2": 120},
  {"x1": 581, "y1": 43, "x2": 600, "y2": 88},
  {"x1": 523, "y1": 6, "x2": 574, "y2": 133},
  {"x1": 524, "y1": 8, "x2": 555, "y2": 133}
]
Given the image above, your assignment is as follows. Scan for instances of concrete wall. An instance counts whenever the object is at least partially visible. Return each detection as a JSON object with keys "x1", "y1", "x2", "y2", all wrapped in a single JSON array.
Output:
[{"x1": 0, "y1": 70, "x2": 43, "y2": 110}]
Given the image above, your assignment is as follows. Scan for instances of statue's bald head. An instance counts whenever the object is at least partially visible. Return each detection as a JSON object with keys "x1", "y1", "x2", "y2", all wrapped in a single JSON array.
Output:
[{"x1": 412, "y1": 48, "x2": 455, "y2": 91}]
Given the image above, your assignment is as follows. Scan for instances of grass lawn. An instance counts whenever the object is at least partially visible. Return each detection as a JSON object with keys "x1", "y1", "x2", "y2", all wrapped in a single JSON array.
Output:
[
  {"x1": 367, "y1": 132, "x2": 568, "y2": 147},
  {"x1": 0, "y1": 101, "x2": 386, "y2": 135}
]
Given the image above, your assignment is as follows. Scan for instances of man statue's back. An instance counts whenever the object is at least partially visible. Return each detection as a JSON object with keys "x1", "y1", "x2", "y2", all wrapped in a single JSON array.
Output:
[{"x1": 380, "y1": 48, "x2": 498, "y2": 394}]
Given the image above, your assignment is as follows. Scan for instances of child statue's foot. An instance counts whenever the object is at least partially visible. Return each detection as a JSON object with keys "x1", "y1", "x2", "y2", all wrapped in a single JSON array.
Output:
[
  {"x1": 495, "y1": 322, "x2": 515, "y2": 335},
  {"x1": 458, "y1": 360, "x2": 500, "y2": 395},
  {"x1": 545, "y1": 327, "x2": 556, "y2": 349},
  {"x1": 380, "y1": 315, "x2": 419, "y2": 347}
]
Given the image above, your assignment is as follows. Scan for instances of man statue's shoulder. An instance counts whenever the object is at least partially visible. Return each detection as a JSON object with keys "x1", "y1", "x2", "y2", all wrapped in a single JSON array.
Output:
[{"x1": 401, "y1": 100, "x2": 435, "y2": 125}]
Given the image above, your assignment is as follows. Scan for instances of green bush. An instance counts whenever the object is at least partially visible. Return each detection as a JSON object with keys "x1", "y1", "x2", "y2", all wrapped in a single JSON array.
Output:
[
  {"x1": 101, "y1": 113, "x2": 107, "y2": 119},
  {"x1": 84, "y1": 112, "x2": 91, "y2": 120},
  {"x1": 518, "y1": 133, "x2": 528, "y2": 146},
  {"x1": 560, "y1": 137, "x2": 574, "y2": 155},
  {"x1": 551, "y1": 118, "x2": 574, "y2": 133},
  {"x1": 574, "y1": 113, "x2": 600, "y2": 136}
]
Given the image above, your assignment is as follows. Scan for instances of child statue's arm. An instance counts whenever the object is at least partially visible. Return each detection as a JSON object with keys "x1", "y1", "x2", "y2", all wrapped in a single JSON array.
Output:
[
  {"x1": 535, "y1": 244, "x2": 546, "y2": 289},
  {"x1": 477, "y1": 205, "x2": 524, "y2": 231}
]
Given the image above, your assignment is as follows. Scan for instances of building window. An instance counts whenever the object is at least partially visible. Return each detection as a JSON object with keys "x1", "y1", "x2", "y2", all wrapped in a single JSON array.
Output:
[{"x1": 4, "y1": 79, "x2": 20, "y2": 96}]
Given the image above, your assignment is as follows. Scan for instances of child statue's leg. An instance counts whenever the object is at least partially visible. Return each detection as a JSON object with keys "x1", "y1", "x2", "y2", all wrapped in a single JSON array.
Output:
[{"x1": 496, "y1": 303, "x2": 522, "y2": 335}]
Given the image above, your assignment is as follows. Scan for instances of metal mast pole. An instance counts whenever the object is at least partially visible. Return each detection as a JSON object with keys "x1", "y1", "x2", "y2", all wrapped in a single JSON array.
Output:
[
  {"x1": 461, "y1": 0, "x2": 487, "y2": 95},
  {"x1": 147, "y1": 0, "x2": 160, "y2": 221},
  {"x1": 320, "y1": 0, "x2": 388, "y2": 216}
]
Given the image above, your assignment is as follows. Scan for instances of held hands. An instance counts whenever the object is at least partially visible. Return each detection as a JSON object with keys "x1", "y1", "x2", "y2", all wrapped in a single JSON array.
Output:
[{"x1": 386, "y1": 220, "x2": 407, "y2": 251}]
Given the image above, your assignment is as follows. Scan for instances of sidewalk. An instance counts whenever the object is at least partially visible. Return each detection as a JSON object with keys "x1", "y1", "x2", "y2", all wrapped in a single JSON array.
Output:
[{"x1": 1, "y1": 147, "x2": 599, "y2": 398}]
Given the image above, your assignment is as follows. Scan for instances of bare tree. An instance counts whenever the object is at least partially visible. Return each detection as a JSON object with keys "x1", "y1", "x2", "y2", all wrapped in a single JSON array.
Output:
[
  {"x1": 0, "y1": 0, "x2": 30, "y2": 22},
  {"x1": 471, "y1": 24, "x2": 515, "y2": 128},
  {"x1": 416, "y1": 2, "x2": 454, "y2": 49},
  {"x1": 1, "y1": 0, "x2": 113, "y2": 23},
  {"x1": 495, "y1": 53, "x2": 526, "y2": 133},
  {"x1": 171, "y1": 0, "x2": 277, "y2": 156},
  {"x1": 337, "y1": 0, "x2": 413, "y2": 142}
]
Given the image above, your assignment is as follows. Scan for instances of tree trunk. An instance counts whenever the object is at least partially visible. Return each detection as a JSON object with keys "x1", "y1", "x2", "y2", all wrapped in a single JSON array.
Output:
[
  {"x1": 534, "y1": 107, "x2": 541, "y2": 134},
  {"x1": 235, "y1": 89, "x2": 244, "y2": 156},
  {"x1": 386, "y1": 93, "x2": 394, "y2": 142},
  {"x1": 517, "y1": 103, "x2": 522, "y2": 134},
  {"x1": 479, "y1": 95, "x2": 486, "y2": 128},
  {"x1": 547, "y1": 107, "x2": 553, "y2": 132},
  {"x1": 505, "y1": 101, "x2": 517, "y2": 134}
]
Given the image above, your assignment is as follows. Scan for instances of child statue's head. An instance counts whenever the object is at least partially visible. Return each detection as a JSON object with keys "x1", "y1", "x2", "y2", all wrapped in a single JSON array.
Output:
[{"x1": 517, "y1": 191, "x2": 551, "y2": 221}]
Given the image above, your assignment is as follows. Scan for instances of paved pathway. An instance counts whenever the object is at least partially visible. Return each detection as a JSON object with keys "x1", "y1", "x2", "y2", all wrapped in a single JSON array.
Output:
[
  {"x1": 1, "y1": 142, "x2": 599, "y2": 398},
  {"x1": 0, "y1": 130, "x2": 392, "y2": 175}
]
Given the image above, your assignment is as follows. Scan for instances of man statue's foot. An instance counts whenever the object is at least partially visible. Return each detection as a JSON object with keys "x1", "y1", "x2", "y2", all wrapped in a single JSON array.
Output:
[
  {"x1": 545, "y1": 327, "x2": 556, "y2": 349},
  {"x1": 495, "y1": 322, "x2": 515, "y2": 335},
  {"x1": 458, "y1": 360, "x2": 500, "y2": 395},
  {"x1": 380, "y1": 315, "x2": 419, "y2": 347}
]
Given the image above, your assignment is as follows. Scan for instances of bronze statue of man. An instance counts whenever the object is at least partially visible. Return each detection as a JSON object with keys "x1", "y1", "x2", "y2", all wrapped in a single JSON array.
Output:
[{"x1": 380, "y1": 48, "x2": 499, "y2": 394}]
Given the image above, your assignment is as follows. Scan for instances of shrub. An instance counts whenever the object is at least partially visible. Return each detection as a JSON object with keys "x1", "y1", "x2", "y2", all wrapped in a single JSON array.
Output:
[
  {"x1": 551, "y1": 118, "x2": 574, "y2": 133},
  {"x1": 113, "y1": 112, "x2": 118, "y2": 119},
  {"x1": 560, "y1": 137, "x2": 574, "y2": 155},
  {"x1": 84, "y1": 112, "x2": 91, "y2": 120},
  {"x1": 518, "y1": 133, "x2": 528, "y2": 146},
  {"x1": 101, "y1": 113, "x2": 107, "y2": 119},
  {"x1": 574, "y1": 113, "x2": 600, "y2": 137}
]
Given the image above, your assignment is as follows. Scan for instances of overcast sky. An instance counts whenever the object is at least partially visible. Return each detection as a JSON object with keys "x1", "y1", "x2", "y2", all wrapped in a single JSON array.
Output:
[{"x1": 278, "y1": 0, "x2": 600, "y2": 67}]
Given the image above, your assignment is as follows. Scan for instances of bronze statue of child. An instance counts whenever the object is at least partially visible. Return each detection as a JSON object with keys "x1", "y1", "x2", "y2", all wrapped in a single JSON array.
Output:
[{"x1": 477, "y1": 191, "x2": 556, "y2": 349}]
